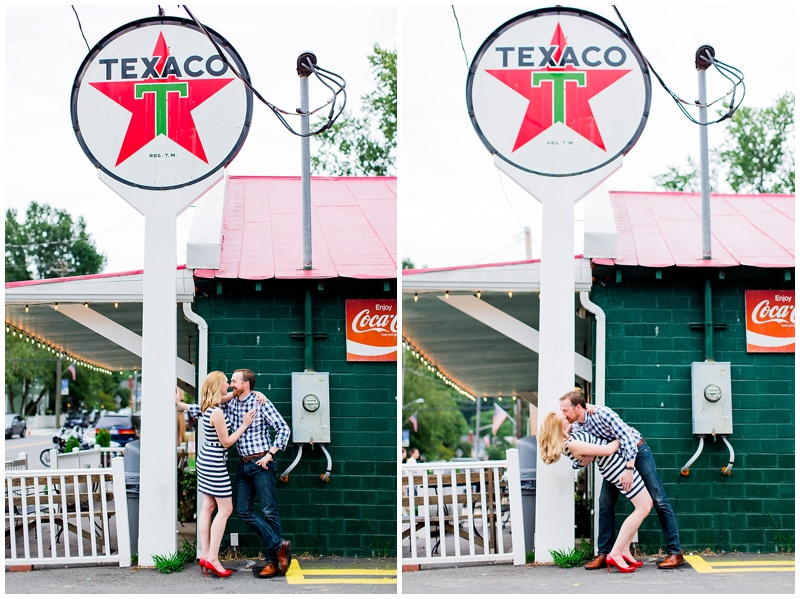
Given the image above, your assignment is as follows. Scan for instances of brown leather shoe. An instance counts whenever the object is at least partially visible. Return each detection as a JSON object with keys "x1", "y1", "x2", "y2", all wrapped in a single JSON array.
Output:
[
  {"x1": 277, "y1": 539, "x2": 292, "y2": 575},
  {"x1": 255, "y1": 562, "x2": 278, "y2": 578},
  {"x1": 584, "y1": 554, "x2": 607, "y2": 570},
  {"x1": 657, "y1": 554, "x2": 686, "y2": 569}
]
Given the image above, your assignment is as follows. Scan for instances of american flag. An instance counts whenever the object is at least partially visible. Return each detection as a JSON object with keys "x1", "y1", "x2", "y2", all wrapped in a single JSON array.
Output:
[{"x1": 67, "y1": 362, "x2": 77, "y2": 381}]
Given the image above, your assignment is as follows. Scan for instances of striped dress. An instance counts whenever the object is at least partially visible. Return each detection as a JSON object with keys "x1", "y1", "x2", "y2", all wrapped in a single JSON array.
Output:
[
  {"x1": 565, "y1": 430, "x2": 646, "y2": 499},
  {"x1": 196, "y1": 407, "x2": 232, "y2": 498}
]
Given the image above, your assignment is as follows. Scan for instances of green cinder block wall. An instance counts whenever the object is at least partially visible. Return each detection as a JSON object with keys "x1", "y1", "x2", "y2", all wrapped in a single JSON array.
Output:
[
  {"x1": 590, "y1": 266, "x2": 794, "y2": 553},
  {"x1": 193, "y1": 277, "x2": 397, "y2": 557}
]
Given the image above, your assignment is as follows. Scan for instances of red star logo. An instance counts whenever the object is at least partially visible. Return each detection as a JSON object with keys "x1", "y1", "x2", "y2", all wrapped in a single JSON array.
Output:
[
  {"x1": 89, "y1": 32, "x2": 235, "y2": 166},
  {"x1": 486, "y1": 23, "x2": 630, "y2": 152}
]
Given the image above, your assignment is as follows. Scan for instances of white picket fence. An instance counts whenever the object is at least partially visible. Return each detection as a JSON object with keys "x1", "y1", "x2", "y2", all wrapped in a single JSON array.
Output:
[
  {"x1": 4, "y1": 456, "x2": 131, "y2": 567},
  {"x1": 401, "y1": 449, "x2": 525, "y2": 567}
]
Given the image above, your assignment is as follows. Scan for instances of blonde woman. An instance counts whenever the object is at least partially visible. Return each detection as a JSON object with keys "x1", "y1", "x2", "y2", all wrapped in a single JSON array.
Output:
[
  {"x1": 191, "y1": 371, "x2": 256, "y2": 577},
  {"x1": 538, "y1": 411, "x2": 653, "y2": 574}
]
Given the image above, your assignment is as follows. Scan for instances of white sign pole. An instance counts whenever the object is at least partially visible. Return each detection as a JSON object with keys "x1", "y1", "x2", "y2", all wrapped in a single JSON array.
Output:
[
  {"x1": 495, "y1": 155, "x2": 622, "y2": 562},
  {"x1": 100, "y1": 171, "x2": 221, "y2": 566}
]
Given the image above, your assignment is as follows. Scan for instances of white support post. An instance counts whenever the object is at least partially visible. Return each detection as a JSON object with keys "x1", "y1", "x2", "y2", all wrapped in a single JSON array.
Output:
[
  {"x1": 494, "y1": 155, "x2": 622, "y2": 563},
  {"x1": 98, "y1": 170, "x2": 221, "y2": 567}
]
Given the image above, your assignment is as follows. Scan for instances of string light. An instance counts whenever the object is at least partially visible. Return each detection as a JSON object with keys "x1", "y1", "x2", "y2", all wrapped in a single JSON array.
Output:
[
  {"x1": 25, "y1": 304, "x2": 29, "y2": 313},
  {"x1": 476, "y1": 291, "x2": 481, "y2": 299},
  {"x1": 114, "y1": 302, "x2": 119, "y2": 309},
  {"x1": 413, "y1": 294, "x2": 418, "y2": 302},
  {"x1": 54, "y1": 303, "x2": 58, "y2": 311},
  {"x1": 402, "y1": 339, "x2": 476, "y2": 401},
  {"x1": 508, "y1": 291, "x2": 513, "y2": 298},
  {"x1": 4, "y1": 323, "x2": 112, "y2": 374},
  {"x1": 445, "y1": 291, "x2": 450, "y2": 299}
]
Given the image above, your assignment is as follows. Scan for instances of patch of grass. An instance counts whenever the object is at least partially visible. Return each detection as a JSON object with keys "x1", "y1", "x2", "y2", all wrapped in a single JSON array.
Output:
[
  {"x1": 525, "y1": 550, "x2": 535, "y2": 563},
  {"x1": 151, "y1": 540, "x2": 197, "y2": 573},
  {"x1": 550, "y1": 547, "x2": 586, "y2": 568},
  {"x1": 549, "y1": 539, "x2": 593, "y2": 568},
  {"x1": 151, "y1": 551, "x2": 187, "y2": 573}
]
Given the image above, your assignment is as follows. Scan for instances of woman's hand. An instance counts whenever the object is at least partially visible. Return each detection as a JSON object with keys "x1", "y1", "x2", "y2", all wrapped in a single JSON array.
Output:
[
  {"x1": 254, "y1": 391, "x2": 268, "y2": 405},
  {"x1": 243, "y1": 408, "x2": 257, "y2": 427}
]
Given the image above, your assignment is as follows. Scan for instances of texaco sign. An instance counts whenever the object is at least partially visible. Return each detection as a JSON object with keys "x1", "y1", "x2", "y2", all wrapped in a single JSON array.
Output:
[
  {"x1": 71, "y1": 17, "x2": 253, "y2": 190},
  {"x1": 467, "y1": 8, "x2": 651, "y2": 177}
]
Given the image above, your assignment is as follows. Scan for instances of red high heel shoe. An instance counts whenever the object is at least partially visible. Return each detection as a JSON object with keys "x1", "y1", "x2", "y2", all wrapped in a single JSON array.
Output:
[
  {"x1": 199, "y1": 558, "x2": 208, "y2": 575},
  {"x1": 607, "y1": 556, "x2": 636, "y2": 573},
  {"x1": 623, "y1": 555, "x2": 644, "y2": 568},
  {"x1": 205, "y1": 560, "x2": 234, "y2": 578}
]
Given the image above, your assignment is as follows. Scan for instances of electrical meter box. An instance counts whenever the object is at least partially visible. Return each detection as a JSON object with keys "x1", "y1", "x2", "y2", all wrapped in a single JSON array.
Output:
[
  {"x1": 690, "y1": 361, "x2": 732, "y2": 435},
  {"x1": 291, "y1": 372, "x2": 330, "y2": 444}
]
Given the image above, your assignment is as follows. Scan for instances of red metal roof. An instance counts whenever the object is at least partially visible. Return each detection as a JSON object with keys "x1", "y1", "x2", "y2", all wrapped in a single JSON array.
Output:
[
  {"x1": 592, "y1": 192, "x2": 795, "y2": 268},
  {"x1": 194, "y1": 176, "x2": 397, "y2": 280}
]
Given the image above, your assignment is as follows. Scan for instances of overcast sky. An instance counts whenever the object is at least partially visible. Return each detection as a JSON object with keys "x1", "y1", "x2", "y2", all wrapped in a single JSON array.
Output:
[
  {"x1": 4, "y1": 4, "x2": 396, "y2": 273},
  {"x1": 400, "y1": 3, "x2": 796, "y2": 269},
  {"x1": 3, "y1": 3, "x2": 795, "y2": 276}
]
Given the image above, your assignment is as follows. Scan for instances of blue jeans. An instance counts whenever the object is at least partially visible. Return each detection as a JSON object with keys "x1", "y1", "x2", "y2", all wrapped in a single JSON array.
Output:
[
  {"x1": 235, "y1": 460, "x2": 282, "y2": 560},
  {"x1": 597, "y1": 440, "x2": 682, "y2": 555}
]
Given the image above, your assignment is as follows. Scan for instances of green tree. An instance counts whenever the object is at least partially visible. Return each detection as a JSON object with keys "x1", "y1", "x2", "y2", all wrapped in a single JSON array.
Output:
[
  {"x1": 4, "y1": 330, "x2": 52, "y2": 415},
  {"x1": 655, "y1": 92, "x2": 794, "y2": 193},
  {"x1": 402, "y1": 351, "x2": 469, "y2": 461},
  {"x1": 311, "y1": 45, "x2": 396, "y2": 176},
  {"x1": 5, "y1": 202, "x2": 107, "y2": 414},
  {"x1": 5, "y1": 201, "x2": 106, "y2": 282}
]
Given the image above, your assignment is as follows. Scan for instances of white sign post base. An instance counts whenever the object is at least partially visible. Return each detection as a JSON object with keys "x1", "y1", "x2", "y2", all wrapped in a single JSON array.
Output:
[
  {"x1": 100, "y1": 171, "x2": 222, "y2": 566},
  {"x1": 494, "y1": 155, "x2": 622, "y2": 563}
]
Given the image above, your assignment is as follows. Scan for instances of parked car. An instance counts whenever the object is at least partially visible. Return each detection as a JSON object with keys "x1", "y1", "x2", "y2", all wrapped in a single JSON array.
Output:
[
  {"x1": 65, "y1": 410, "x2": 89, "y2": 429},
  {"x1": 95, "y1": 413, "x2": 140, "y2": 446},
  {"x1": 5, "y1": 413, "x2": 27, "y2": 439}
]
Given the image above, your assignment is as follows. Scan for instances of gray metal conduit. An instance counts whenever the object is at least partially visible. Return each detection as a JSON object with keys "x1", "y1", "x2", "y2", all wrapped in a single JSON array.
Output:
[
  {"x1": 579, "y1": 291, "x2": 606, "y2": 555},
  {"x1": 280, "y1": 446, "x2": 304, "y2": 482}
]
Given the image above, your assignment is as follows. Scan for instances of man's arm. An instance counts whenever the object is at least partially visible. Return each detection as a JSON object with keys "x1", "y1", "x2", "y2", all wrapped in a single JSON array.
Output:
[
  {"x1": 595, "y1": 407, "x2": 638, "y2": 491},
  {"x1": 255, "y1": 400, "x2": 291, "y2": 469}
]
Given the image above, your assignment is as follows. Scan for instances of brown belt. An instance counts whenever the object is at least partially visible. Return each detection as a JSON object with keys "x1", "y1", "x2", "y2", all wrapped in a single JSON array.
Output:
[
  {"x1": 241, "y1": 451, "x2": 267, "y2": 463},
  {"x1": 637, "y1": 438, "x2": 645, "y2": 447}
]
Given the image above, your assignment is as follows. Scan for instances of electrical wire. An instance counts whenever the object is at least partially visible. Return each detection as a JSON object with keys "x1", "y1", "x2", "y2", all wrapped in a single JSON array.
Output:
[
  {"x1": 71, "y1": 5, "x2": 91, "y2": 52},
  {"x1": 181, "y1": 5, "x2": 347, "y2": 137},
  {"x1": 451, "y1": 5, "x2": 469, "y2": 69},
  {"x1": 612, "y1": 6, "x2": 745, "y2": 126}
]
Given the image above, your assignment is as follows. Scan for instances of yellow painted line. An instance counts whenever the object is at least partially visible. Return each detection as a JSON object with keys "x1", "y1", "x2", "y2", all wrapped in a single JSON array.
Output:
[
  {"x1": 685, "y1": 555, "x2": 794, "y2": 573},
  {"x1": 285, "y1": 561, "x2": 397, "y2": 585}
]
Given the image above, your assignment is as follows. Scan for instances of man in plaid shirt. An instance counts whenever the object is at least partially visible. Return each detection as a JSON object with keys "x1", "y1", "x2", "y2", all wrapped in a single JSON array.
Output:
[
  {"x1": 560, "y1": 390, "x2": 684, "y2": 571},
  {"x1": 226, "y1": 369, "x2": 291, "y2": 578}
]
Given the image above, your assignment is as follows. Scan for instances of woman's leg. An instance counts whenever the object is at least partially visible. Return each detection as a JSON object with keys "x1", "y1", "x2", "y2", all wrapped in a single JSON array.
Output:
[
  {"x1": 207, "y1": 496, "x2": 234, "y2": 568},
  {"x1": 608, "y1": 489, "x2": 653, "y2": 563},
  {"x1": 198, "y1": 494, "x2": 217, "y2": 562}
]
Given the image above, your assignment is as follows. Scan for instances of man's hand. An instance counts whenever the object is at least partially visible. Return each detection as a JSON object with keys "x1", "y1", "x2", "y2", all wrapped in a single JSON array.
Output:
[
  {"x1": 256, "y1": 453, "x2": 273, "y2": 469},
  {"x1": 620, "y1": 469, "x2": 634, "y2": 492}
]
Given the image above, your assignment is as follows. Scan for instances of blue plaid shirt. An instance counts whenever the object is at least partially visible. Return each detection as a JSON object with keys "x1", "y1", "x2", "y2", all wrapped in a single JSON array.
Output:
[
  {"x1": 224, "y1": 392, "x2": 290, "y2": 457},
  {"x1": 571, "y1": 405, "x2": 641, "y2": 467},
  {"x1": 188, "y1": 392, "x2": 290, "y2": 457}
]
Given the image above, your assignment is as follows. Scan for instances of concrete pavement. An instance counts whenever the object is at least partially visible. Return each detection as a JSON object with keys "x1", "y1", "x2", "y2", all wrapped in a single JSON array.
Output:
[
  {"x1": 5, "y1": 556, "x2": 397, "y2": 594},
  {"x1": 401, "y1": 553, "x2": 795, "y2": 594}
]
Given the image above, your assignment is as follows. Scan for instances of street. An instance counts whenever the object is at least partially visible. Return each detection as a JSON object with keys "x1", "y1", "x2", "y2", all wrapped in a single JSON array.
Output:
[
  {"x1": 401, "y1": 553, "x2": 795, "y2": 594},
  {"x1": 4, "y1": 430, "x2": 57, "y2": 466}
]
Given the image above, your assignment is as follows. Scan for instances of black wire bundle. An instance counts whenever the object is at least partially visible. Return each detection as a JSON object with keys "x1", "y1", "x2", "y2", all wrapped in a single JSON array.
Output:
[
  {"x1": 612, "y1": 5, "x2": 745, "y2": 126},
  {"x1": 182, "y1": 5, "x2": 347, "y2": 137}
]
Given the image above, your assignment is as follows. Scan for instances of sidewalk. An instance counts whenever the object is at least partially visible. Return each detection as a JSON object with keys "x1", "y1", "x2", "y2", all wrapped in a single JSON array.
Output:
[
  {"x1": 401, "y1": 553, "x2": 795, "y2": 594},
  {"x1": 5, "y1": 555, "x2": 397, "y2": 594}
]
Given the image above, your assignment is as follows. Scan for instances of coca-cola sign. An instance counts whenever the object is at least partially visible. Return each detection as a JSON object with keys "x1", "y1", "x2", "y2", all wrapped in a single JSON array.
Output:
[
  {"x1": 345, "y1": 299, "x2": 397, "y2": 362},
  {"x1": 745, "y1": 290, "x2": 794, "y2": 353}
]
